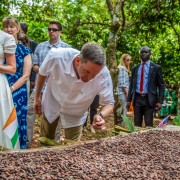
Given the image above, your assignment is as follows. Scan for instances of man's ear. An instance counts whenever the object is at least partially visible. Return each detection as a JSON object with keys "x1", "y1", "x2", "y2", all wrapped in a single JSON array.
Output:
[{"x1": 74, "y1": 56, "x2": 80, "y2": 65}]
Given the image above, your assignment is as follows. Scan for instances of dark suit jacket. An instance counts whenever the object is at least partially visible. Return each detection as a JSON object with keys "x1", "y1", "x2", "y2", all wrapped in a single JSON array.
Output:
[{"x1": 127, "y1": 62, "x2": 164, "y2": 107}]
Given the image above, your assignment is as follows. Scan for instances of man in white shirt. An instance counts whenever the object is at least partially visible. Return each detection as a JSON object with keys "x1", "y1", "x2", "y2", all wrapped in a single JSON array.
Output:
[{"x1": 34, "y1": 43, "x2": 114, "y2": 142}]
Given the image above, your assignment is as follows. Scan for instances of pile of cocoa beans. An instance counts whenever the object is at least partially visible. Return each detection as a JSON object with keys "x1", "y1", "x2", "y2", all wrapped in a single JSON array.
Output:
[{"x1": 0, "y1": 130, "x2": 179, "y2": 179}]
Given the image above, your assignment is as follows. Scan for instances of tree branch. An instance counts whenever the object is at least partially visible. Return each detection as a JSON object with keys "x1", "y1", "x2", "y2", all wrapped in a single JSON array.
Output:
[
  {"x1": 106, "y1": 0, "x2": 113, "y2": 19},
  {"x1": 120, "y1": 1, "x2": 125, "y2": 32},
  {"x1": 79, "y1": 21, "x2": 109, "y2": 26}
]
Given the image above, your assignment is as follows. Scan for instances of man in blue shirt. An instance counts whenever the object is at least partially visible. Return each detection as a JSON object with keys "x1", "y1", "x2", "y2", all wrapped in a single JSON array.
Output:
[
  {"x1": 27, "y1": 21, "x2": 71, "y2": 148},
  {"x1": 127, "y1": 46, "x2": 164, "y2": 127}
]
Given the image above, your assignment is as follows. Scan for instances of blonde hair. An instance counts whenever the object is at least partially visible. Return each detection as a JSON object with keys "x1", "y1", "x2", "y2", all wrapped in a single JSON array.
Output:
[
  {"x1": 2, "y1": 17, "x2": 20, "y2": 40},
  {"x1": 118, "y1": 53, "x2": 131, "y2": 72}
]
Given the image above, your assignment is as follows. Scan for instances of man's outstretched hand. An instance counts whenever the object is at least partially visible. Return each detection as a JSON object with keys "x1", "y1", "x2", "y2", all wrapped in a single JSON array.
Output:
[{"x1": 92, "y1": 114, "x2": 105, "y2": 130}]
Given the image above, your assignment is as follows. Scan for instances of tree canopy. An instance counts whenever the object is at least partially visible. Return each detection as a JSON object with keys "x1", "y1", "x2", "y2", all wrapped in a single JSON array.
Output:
[{"x1": 0, "y1": 0, "x2": 179, "y2": 86}]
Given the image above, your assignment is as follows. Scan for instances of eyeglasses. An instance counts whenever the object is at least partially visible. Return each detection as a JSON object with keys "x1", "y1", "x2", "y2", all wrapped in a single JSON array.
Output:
[
  {"x1": 48, "y1": 28, "x2": 59, "y2": 32},
  {"x1": 140, "y1": 51, "x2": 148, "y2": 53}
]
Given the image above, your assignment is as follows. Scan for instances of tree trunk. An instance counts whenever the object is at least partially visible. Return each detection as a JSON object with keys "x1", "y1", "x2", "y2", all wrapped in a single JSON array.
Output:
[
  {"x1": 178, "y1": 82, "x2": 180, "y2": 115},
  {"x1": 106, "y1": 0, "x2": 125, "y2": 126},
  {"x1": 107, "y1": 36, "x2": 122, "y2": 125}
]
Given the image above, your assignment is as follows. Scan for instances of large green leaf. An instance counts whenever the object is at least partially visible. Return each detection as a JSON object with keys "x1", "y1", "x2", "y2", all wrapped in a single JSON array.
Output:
[
  {"x1": 173, "y1": 115, "x2": 180, "y2": 126},
  {"x1": 121, "y1": 115, "x2": 137, "y2": 132}
]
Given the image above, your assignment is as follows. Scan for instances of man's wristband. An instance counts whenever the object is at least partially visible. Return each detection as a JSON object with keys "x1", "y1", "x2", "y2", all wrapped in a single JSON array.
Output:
[{"x1": 99, "y1": 112, "x2": 104, "y2": 119}]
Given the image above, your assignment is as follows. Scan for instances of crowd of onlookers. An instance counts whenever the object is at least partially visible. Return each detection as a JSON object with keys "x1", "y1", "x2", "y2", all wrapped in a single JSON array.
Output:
[{"x1": 1, "y1": 16, "x2": 176, "y2": 151}]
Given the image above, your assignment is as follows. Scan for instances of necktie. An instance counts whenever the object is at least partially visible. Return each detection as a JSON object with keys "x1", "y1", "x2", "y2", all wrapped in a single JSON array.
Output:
[{"x1": 140, "y1": 62, "x2": 145, "y2": 92}]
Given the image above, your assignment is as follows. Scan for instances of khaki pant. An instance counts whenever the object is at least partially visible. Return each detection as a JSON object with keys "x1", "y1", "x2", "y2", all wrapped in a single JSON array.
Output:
[
  {"x1": 40, "y1": 114, "x2": 83, "y2": 141},
  {"x1": 27, "y1": 91, "x2": 61, "y2": 147}
]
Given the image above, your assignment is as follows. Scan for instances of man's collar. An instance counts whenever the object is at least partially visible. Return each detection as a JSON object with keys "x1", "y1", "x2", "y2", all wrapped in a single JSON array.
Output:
[
  {"x1": 141, "y1": 60, "x2": 150, "y2": 65},
  {"x1": 64, "y1": 54, "x2": 79, "y2": 78},
  {"x1": 65, "y1": 62, "x2": 84, "y2": 83},
  {"x1": 48, "y1": 40, "x2": 61, "y2": 48}
]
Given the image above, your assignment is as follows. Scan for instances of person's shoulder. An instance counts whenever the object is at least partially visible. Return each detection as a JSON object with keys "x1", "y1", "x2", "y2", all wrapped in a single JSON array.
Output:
[
  {"x1": 119, "y1": 66, "x2": 125, "y2": 69},
  {"x1": 18, "y1": 42, "x2": 28, "y2": 48},
  {"x1": 119, "y1": 66, "x2": 126, "y2": 71},
  {"x1": 36, "y1": 41, "x2": 48, "y2": 48},
  {"x1": 17, "y1": 43, "x2": 32, "y2": 53},
  {"x1": 17, "y1": 43, "x2": 26, "y2": 49},
  {"x1": 52, "y1": 47, "x2": 79, "y2": 56},
  {"x1": 29, "y1": 38, "x2": 38, "y2": 45},
  {"x1": 0, "y1": 31, "x2": 14, "y2": 42},
  {"x1": 98, "y1": 66, "x2": 111, "y2": 79},
  {"x1": 150, "y1": 61, "x2": 161, "y2": 68},
  {"x1": 0, "y1": 30, "x2": 10, "y2": 38},
  {"x1": 133, "y1": 63, "x2": 140, "y2": 69},
  {"x1": 58, "y1": 40, "x2": 71, "y2": 48},
  {"x1": 50, "y1": 47, "x2": 80, "y2": 60},
  {"x1": 51, "y1": 46, "x2": 74, "y2": 53},
  {"x1": 29, "y1": 38, "x2": 36, "y2": 43}
]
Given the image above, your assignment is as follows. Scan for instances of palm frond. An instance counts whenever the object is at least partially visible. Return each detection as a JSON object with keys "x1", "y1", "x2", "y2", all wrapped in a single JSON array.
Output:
[{"x1": 121, "y1": 115, "x2": 137, "y2": 132}]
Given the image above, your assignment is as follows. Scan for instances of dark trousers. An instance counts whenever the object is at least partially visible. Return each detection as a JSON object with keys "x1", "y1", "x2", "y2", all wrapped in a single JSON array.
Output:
[
  {"x1": 134, "y1": 94, "x2": 154, "y2": 127},
  {"x1": 84, "y1": 95, "x2": 99, "y2": 126}
]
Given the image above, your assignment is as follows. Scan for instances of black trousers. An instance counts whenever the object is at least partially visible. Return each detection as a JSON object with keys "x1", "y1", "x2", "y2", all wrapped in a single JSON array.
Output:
[
  {"x1": 84, "y1": 95, "x2": 99, "y2": 126},
  {"x1": 134, "y1": 93, "x2": 154, "y2": 127}
]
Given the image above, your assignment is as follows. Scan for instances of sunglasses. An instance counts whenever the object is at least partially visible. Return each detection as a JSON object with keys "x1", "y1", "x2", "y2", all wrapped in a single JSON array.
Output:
[
  {"x1": 140, "y1": 51, "x2": 149, "y2": 53},
  {"x1": 48, "y1": 28, "x2": 59, "y2": 32}
]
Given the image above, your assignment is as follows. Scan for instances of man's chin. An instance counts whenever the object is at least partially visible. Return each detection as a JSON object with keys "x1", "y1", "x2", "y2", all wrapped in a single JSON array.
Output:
[{"x1": 81, "y1": 78, "x2": 89, "y2": 82}]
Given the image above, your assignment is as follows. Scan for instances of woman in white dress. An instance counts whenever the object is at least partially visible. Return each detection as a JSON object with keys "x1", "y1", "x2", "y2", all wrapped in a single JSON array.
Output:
[{"x1": 0, "y1": 30, "x2": 19, "y2": 150}]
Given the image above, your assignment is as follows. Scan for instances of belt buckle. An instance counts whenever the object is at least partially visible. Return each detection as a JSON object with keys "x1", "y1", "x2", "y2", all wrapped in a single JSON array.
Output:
[{"x1": 136, "y1": 92, "x2": 147, "y2": 96}]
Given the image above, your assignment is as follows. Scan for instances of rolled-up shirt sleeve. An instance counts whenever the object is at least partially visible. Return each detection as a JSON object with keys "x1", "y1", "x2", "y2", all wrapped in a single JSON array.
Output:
[
  {"x1": 4, "y1": 35, "x2": 16, "y2": 54},
  {"x1": 98, "y1": 68, "x2": 114, "y2": 106},
  {"x1": 39, "y1": 51, "x2": 54, "y2": 76}
]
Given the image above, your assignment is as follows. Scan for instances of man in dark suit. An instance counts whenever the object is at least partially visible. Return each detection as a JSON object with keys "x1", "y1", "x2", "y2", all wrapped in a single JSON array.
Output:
[{"x1": 127, "y1": 46, "x2": 164, "y2": 127}]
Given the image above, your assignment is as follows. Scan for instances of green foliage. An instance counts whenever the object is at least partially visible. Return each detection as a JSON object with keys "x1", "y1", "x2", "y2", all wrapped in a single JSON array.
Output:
[
  {"x1": 27, "y1": 22, "x2": 48, "y2": 43},
  {"x1": 116, "y1": 0, "x2": 180, "y2": 87},
  {"x1": 0, "y1": 0, "x2": 11, "y2": 22},
  {"x1": 121, "y1": 115, "x2": 137, "y2": 132},
  {"x1": 0, "y1": 0, "x2": 179, "y2": 87},
  {"x1": 173, "y1": 115, "x2": 180, "y2": 126}
]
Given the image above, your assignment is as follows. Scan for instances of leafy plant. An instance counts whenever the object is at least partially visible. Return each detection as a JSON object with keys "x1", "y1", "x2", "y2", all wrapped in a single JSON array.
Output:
[
  {"x1": 173, "y1": 115, "x2": 180, "y2": 126},
  {"x1": 121, "y1": 115, "x2": 137, "y2": 132}
]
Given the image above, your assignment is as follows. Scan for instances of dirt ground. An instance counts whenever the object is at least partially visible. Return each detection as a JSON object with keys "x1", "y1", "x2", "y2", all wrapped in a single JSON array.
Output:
[{"x1": 31, "y1": 111, "x2": 175, "y2": 149}]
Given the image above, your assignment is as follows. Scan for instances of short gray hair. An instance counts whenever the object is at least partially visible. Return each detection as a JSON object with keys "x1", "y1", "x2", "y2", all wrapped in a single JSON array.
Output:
[{"x1": 80, "y1": 43, "x2": 106, "y2": 65}]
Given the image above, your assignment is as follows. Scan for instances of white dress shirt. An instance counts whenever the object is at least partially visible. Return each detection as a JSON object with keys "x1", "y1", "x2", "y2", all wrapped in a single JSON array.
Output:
[{"x1": 39, "y1": 47, "x2": 114, "y2": 128}]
